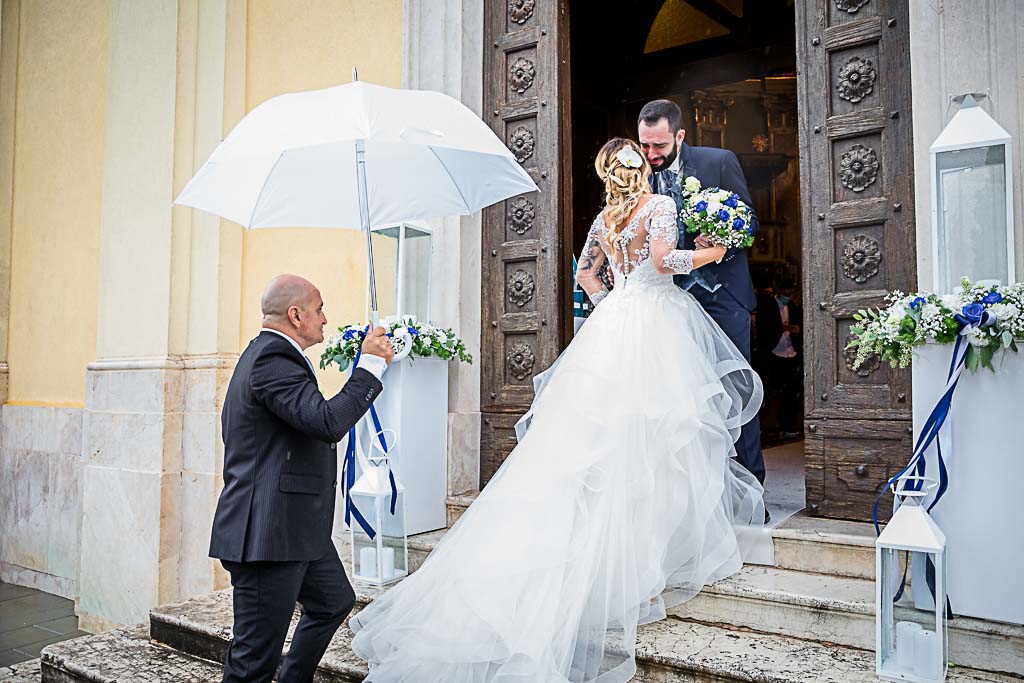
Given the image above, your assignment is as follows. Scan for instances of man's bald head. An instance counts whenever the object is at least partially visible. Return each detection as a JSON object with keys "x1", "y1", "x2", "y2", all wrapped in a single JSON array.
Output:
[
  {"x1": 261, "y1": 275, "x2": 327, "y2": 349},
  {"x1": 262, "y1": 275, "x2": 315, "y2": 321}
]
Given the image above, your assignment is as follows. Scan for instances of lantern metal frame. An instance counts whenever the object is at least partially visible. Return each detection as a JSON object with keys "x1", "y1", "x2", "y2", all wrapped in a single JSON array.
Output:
[
  {"x1": 875, "y1": 477, "x2": 948, "y2": 683},
  {"x1": 929, "y1": 93, "x2": 1015, "y2": 293}
]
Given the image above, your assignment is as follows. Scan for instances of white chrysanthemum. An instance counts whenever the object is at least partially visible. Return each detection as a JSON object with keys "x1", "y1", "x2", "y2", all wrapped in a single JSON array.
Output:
[
  {"x1": 963, "y1": 326, "x2": 989, "y2": 347},
  {"x1": 886, "y1": 305, "x2": 907, "y2": 325},
  {"x1": 989, "y1": 302, "x2": 1019, "y2": 321},
  {"x1": 684, "y1": 176, "x2": 701, "y2": 194}
]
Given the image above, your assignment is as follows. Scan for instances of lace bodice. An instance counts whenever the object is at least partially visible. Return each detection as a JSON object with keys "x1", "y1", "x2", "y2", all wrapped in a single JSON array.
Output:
[{"x1": 576, "y1": 195, "x2": 693, "y2": 304}]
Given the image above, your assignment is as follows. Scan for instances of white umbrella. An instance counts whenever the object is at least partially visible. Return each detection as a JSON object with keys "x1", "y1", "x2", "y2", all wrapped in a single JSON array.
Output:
[{"x1": 174, "y1": 71, "x2": 537, "y2": 321}]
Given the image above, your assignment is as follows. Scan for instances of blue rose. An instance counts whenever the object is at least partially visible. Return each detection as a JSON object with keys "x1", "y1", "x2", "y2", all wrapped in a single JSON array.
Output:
[
  {"x1": 694, "y1": 200, "x2": 708, "y2": 212},
  {"x1": 716, "y1": 209, "x2": 731, "y2": 222},
  {"x1": 909, "y1": 296, "x2": 926, "y2": 310},
  {"x1": 955, "y1": 302, "x2": 985, "y2": 327},
  {"x1": 342, "y1": 329, "x2": 358, "y2": 341},
  {"x1": 724, "y1": 194, "x2": 739, "y2": 208},
  {"x1": 745, "y1": 226, "x2": 754, "y2": 234},
  {"x1": 981, "y1": 291, "x2": 1003, "y2": 305},
  {"x1": 732, "y1": 217, "x2": 746, "y2": 230},
  {"x1": 407, "y1": 326, "x2": 419, "y2": 336}
]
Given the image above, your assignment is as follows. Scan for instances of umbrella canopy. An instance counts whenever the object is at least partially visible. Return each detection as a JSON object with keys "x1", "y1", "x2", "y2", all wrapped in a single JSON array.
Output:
[{"x1": 174, "y1": 79, "x2": 538, "y2": 229}]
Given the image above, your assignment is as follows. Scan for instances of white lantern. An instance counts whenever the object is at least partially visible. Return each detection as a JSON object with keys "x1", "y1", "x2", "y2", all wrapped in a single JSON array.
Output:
[
  {"x1": 348, "y1": 429, "x2": 409, "y2": 586},
  {"x1": 930, "y1": 93, "x2": 1014, "y2": 294},
  {"x1": 369, "y1": 222, "x2": 433, "y2": 321},
  {"x1": 876, "y1": 478, "x2": 948, "y2": 683}
]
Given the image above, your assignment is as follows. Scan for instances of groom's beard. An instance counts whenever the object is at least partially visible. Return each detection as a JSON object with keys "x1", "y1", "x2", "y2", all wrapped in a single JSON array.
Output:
[{"x1": 649, "y1": 140, "x2": 679, "y2": 173}]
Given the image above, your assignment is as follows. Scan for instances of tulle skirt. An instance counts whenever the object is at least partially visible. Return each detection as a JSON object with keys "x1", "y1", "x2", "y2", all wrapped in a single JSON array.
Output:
[{"x1": 351, "y1": 276, "x2": 770, "y2": 682}]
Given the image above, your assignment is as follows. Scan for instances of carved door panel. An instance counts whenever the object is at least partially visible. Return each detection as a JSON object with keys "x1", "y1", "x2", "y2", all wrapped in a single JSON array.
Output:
[
  {"x1": 796, "y1": 0, "x2": 916, "y2": 521},
  {"x1": 481, "y1": 0, "x2": 570, "y2": 486}
]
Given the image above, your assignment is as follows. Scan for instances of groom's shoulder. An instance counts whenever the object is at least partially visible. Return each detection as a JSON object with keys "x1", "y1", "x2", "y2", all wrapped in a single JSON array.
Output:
[{"x1": 688, "y1": 144, "x2": 735, "y2": 164}]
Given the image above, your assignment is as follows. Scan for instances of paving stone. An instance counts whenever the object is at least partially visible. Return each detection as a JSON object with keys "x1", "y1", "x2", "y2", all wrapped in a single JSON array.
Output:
[
  {"x1": 40, "y1": 626, "x2": 221, "y2": 682},
  {"x1": 0, "y1": 657, "x2": 41, "y2": 682}
]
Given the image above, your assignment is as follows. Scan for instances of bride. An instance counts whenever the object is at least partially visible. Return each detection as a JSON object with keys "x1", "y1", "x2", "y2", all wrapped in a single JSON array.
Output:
[{"x1": 351, "y1": 138, "x2": 769, "y2": 682}]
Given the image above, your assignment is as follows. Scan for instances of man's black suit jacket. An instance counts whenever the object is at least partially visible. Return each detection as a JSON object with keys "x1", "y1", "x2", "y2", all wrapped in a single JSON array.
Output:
[
  {"x1": 209, "y1": 330, "x2": 383, "y2": 563},
  {"x1": 662, "y1": 141, "x2": 759, "y2": 312}
]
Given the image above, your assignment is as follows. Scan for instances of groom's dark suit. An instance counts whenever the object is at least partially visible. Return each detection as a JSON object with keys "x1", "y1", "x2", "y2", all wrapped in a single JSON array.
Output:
[
  {"x1": 654, "y1": 142, "x2": 765, "y2": 484},
  {"x1": 210, "y1": 330, "x2": 383, "y2": 682}
]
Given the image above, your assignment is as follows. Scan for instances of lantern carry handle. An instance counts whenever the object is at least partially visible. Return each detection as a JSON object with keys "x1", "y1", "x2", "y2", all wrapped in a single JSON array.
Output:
[{"x1": 891, "y1": 475, "x2": 937, "y2": 500}]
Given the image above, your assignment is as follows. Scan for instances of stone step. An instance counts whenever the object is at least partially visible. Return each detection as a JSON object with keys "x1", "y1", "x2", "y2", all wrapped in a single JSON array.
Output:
[
  {"x1": 449, "y1": 494, "x2": 877, "y2": 578},
  {"x1": 38, "y1": 626, "x2": 222, "y2": 682},
  {"x1": 0, "y1": 658, "x2": 41, "y2": 683},
  {"x1": 147, "y1": 588, "x2": 1014, "y2": 683},
  {"x1": 674, "y1": 564, "x2": 1024, "y2": 677}
]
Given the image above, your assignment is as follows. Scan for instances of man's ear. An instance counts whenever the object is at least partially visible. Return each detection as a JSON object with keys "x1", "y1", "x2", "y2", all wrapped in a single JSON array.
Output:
[
  {"x1": 288, "y1": 305, "x2": 301, "y2": 327},
  {"x1": 677, "y1": 129, "x2": 686, "y2": 146}
]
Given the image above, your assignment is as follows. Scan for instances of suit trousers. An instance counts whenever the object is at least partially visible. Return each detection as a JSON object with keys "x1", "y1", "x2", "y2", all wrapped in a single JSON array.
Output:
[
  {"x1": 220, "y1": 545, "x2": 356, "y2": 683},
  {"x1": 691, "y1": 285, "x2": 766, "y2": 484}
]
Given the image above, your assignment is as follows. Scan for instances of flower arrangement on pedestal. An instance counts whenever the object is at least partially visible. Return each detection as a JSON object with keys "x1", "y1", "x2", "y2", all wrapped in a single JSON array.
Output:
[
  {"x1": 847, "y1": 277, "x2": 1024, "y2": 372},
  {"x1": 321, "y1": 318, "x2": 472, "y2": 372}
]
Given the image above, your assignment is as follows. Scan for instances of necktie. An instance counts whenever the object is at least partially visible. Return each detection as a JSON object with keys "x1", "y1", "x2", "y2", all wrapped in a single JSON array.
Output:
[{"x1": 661, "y1": 169, "x2": 676, "y2": 194}]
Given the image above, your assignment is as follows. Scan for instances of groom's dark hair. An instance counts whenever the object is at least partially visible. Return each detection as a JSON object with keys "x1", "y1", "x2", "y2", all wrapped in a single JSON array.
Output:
[{"x1": 638, "y1": 99, "x2": 683, "y2": 134}]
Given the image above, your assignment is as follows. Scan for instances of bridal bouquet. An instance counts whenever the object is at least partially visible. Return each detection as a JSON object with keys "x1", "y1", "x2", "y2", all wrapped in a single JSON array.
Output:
[
  {"x1": 678, "y1": 176, "x2": 755, "y2": 250},
  {"x1": 321, "y1": 318, "x2": 472, "y2": 372},
  {"x1": 846, "y1": 277, "x2": 1024, "y2": 372}
]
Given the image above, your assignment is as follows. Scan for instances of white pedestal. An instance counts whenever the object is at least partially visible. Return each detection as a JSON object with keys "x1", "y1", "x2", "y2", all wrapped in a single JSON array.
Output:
[
  {"x1": 912, "y1": 343, "x2": 1024, "y2": 625},
  {"x1": 353, "y1": 357, "x2": 448, "y2": 535}
]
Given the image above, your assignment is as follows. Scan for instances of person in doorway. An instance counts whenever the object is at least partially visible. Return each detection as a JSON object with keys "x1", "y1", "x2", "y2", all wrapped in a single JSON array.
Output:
[
  {"x1": 756, "y1": 277, "x2": 803, "y2": 439},
  {"x1": 638, "y1": 98, "x2": 766, "y2": 489},
  {"x1": 210, "y1": 274, "x2": 394, "y2": 683}
]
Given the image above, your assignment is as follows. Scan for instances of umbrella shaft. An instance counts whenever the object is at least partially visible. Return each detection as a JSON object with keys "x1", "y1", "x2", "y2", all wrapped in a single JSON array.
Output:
[{"x1": 355, "y1": 139, "x2": 378, "y2": 318}]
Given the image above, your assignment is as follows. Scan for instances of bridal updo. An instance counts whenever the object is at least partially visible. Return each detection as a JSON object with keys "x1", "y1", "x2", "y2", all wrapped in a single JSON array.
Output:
[{"x1": 594, "y1": 138, "x2": 651, "y2": 250}]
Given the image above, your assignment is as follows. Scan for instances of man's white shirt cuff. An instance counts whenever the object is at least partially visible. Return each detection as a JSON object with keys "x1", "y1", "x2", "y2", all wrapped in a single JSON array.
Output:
[{"x1": 358, "y1": 354, "x2": 388, "y2": 381}]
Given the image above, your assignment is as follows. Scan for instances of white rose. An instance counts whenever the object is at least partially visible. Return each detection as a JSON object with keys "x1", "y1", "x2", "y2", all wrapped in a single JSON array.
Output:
[
  {"x1": 683, "y1": 176, "x2": 701, "y2": 194},
  {"x1": 886, "y1": 305, "x2": 907, "y2": 325},
  {"x1": 939, "y1": 294, "x2": 961, "y2": 311},
  {"x1": 706, "y1": 201, "x2": 722, "y2": 215},
  {"x1": 715, "y1": 190, "x2": 731, "y2": 201}
]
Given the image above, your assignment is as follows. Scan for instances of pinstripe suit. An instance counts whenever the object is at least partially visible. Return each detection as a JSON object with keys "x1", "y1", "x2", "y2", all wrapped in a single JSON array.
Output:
[{"x1": 211, "y1": 330, "x2": 383, "y2": 683}]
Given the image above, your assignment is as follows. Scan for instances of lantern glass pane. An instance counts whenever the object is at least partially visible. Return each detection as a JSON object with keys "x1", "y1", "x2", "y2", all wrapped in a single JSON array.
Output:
[
  {"x1": 350, "y1": 492, "x2": 384, "y2": 581},
  {"x1": 881, "y1": 547, "x2": 947, "y2": 681},
  {"x1": 370, "y1": 229, "x2": 400, "y2": 319},
  {"x1": 935, "y1": 144, "x2": 1008, "y2": 293},
  {"x1": 398, "y1": 227, "x2": 432, "y2": 321}
]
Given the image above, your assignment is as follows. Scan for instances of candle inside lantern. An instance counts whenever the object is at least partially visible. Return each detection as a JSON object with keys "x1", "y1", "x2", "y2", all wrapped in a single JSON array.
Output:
[
  {"x1": 914, "y1": 628, "x2": 939, "y2": 678},
  {"x1": 359, "y1": 546, "x2": 378, "y2": 579},
  {"x1": 895, "y1": 621, "x2": 921, "y2": 670},
  {"x1": 382, "y1": 547, "x2": 396, "y2": 579}
]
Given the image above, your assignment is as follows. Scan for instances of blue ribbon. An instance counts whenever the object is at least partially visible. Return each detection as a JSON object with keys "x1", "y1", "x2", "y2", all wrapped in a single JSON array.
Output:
[{"x1": 342, "y1": 326, "x2": 399, "y2": 540}]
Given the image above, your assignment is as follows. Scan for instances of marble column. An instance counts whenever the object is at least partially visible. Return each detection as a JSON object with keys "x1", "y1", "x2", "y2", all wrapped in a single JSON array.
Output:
[
  {"x1": 78, "y1": 0, "x2": 244, "y2": 632},
  {"x1": 403, "y1": 0, "x2": 484, "y2": 497}
]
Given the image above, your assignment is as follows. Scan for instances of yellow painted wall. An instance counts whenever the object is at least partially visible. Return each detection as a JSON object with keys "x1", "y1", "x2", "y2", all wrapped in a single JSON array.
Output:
[
  {"x1": 241, "y1": 0, "x2": 403, "y2": 394},
  {"x1": 7, "y1": 0, "x2": 108, "y2": 405}
]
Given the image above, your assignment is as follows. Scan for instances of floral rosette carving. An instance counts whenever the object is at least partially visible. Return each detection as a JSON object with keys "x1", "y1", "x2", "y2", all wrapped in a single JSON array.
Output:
[
  {"x1": 509, "y1": 57, "x2": 536, "y2": 94},
  {"x1": 839, "y1": 144, "x2": 879, "y2": 192},
  {"x1": 508, "y1": 0, "x2": 536, "y2": 24},
  {"x1": 509, "y1": 127, "x2": 536, "y2": 163},
  {"x1": 507, "y1": 270, "x2": 535, "y2": 307},
  {"x1": 842, "y1": 234, "x2": 881, "y2": 284},
  {"x1": 835, "y1": 0, "x2": 870, "y2": 13},
  {"x1": 837, "y1": 56, "x2": 876, "y2": 103},
  {"x1": 508, "y1": 197, "x2": 535, "y2": 235},
  {"x1": 506, "y1": 341, "x2": 536, "y2": 380},
  {"x1": 844, "y1": 336, "x2": 880, "y2": 377}
]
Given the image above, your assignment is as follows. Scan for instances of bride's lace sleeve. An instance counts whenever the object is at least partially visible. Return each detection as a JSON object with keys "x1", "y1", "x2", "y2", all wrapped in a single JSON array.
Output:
[
  {"x1": 576, "y1": 216, "x2": 610, "y2": 305},
  {"x1": 647, "y1": 195, "x2": 693, "y2": 275}
]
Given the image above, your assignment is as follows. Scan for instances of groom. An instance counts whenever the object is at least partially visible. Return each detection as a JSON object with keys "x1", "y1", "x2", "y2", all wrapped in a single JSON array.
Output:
[{"x1": 638, "y1": 99, "x2": 765, "y2": 489}]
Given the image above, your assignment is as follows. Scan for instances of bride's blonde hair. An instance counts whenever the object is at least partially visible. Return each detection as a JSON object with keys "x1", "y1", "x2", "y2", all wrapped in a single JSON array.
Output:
[{"x1": 594, "y1": 138, "x2": 651, "y2": 251}]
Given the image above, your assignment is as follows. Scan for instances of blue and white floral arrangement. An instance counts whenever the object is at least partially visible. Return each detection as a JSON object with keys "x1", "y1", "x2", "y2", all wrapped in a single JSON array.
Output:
[
  {"x1": 321, "y1": 318, "x2": 472, "y2": 372},
  {"x1": 848, "y1": 277, "x2": 1024, "y2": 372},
  {"x1": 678, "y1": 175, "x2": 755, "y2": 250}
]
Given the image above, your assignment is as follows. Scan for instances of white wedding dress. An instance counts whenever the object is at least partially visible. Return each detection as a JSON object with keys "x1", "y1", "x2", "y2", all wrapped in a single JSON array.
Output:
[{"x1": 351, "y1": 195, "x2": 770, "y2": 682}]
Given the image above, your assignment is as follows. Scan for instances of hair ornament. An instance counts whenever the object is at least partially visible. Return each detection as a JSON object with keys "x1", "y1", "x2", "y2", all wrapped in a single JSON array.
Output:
[{"x1": 615, "y1": 146, "x2": 643, "y2": 169}]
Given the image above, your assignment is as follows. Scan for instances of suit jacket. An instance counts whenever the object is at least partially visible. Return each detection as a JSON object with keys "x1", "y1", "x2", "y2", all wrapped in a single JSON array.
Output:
[
  {"x1": 209, "y1": 330, "x2": 383, "y2": 563},
  {"x1": 657, "y1": 142, "x2": 759, "y2": 312}
]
